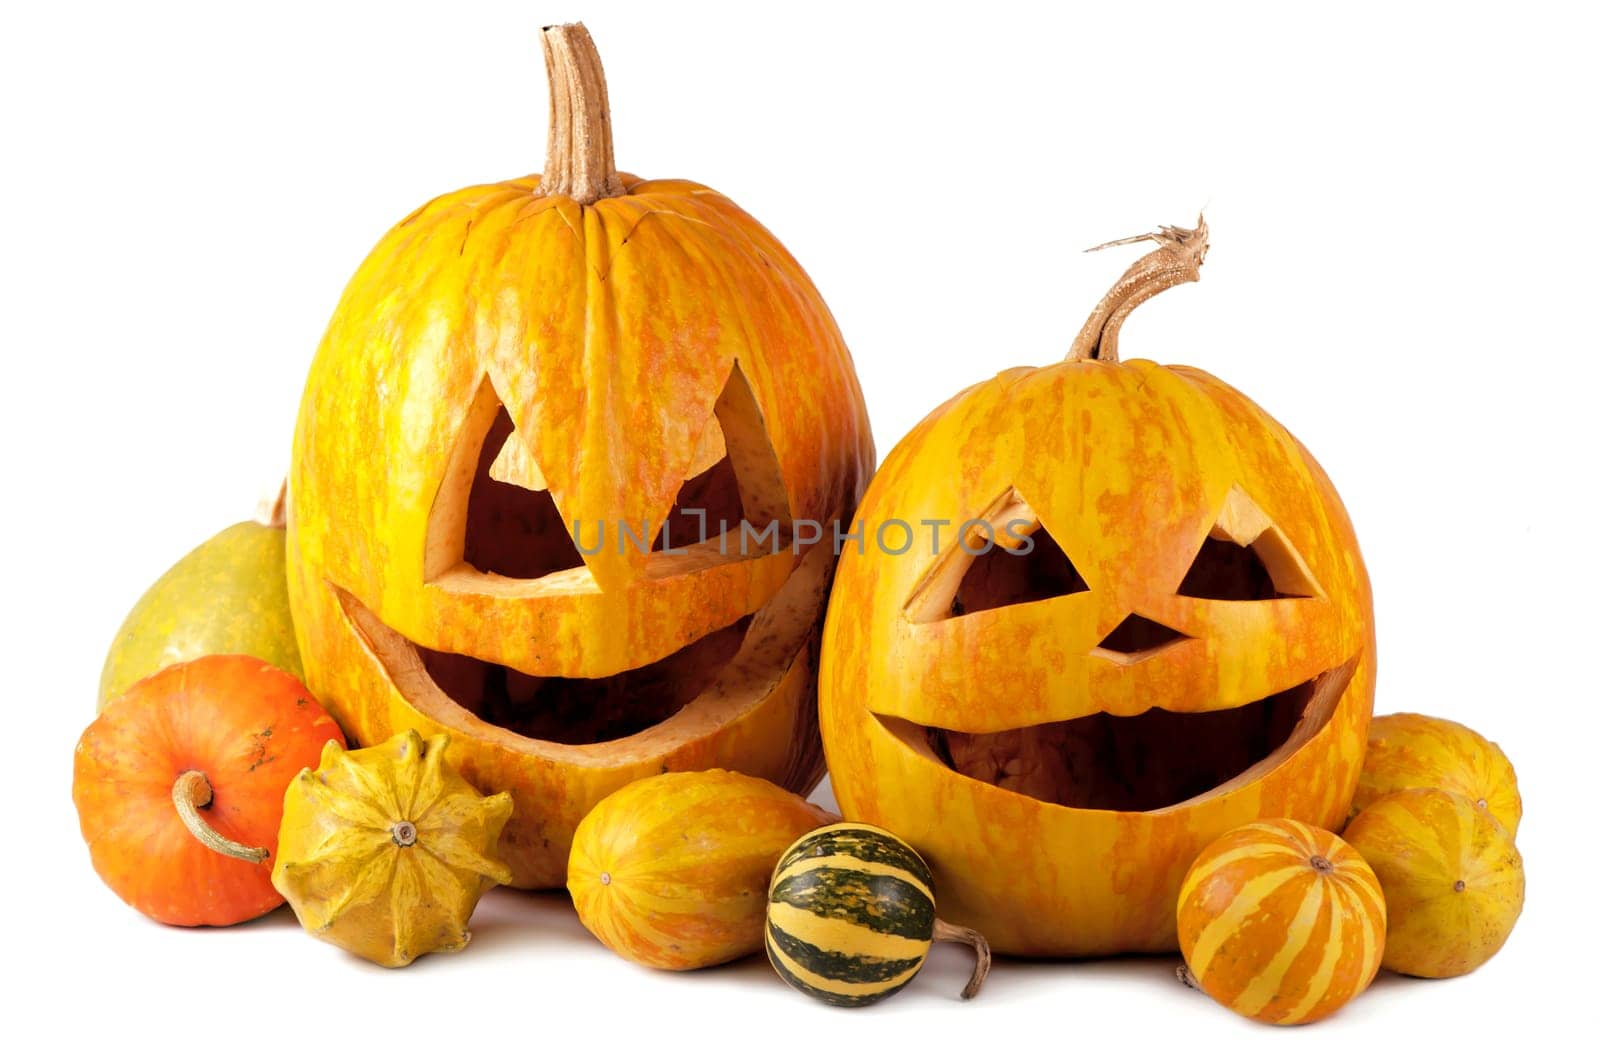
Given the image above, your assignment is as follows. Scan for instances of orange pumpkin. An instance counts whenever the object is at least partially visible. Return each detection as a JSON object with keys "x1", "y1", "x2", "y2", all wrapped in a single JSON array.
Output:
[
  {"x1": 819, "y1": 220, "x2": 1376, "y2": 955},
  {"x1": 73, "y1": 655, "x2": 346, "y2": 926},
  {"x1": 1177, "y1": 819, "x2": 1386, "y2": 1025},
  {"x1": 286, "y1": 24, "x2": 873, "y2": 887}
]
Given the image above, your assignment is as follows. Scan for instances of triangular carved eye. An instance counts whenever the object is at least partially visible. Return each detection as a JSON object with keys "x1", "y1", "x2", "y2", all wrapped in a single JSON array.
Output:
[
  {"x1": 953, "y1": 525, "x2": 1088, "y2": 616},
  {"x1": 654, "y1": 362, "x2": 790, "y2": 552},
  {"x1": 421, "y1": 375, "x2": 590, "y2": 584},
  {"x1": 463, "y1": 406, "x2": 586, "y2": 580},
  {"x1": 906, "y1": 489, "x2": 1088, "y2": 623},
  {"x1": 1178, "y1": 485, "x2": 1321, "y2": 600},
  {"x1": 425, "y1": 367, "x2": 794, "y2": 583}
]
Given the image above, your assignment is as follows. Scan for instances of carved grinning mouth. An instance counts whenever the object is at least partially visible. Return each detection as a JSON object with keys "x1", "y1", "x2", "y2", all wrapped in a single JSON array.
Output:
[
  {"x1": 337, "y1": 589, "x2": 756, "y2": 746},
  {"x1": 332, "y1": 534, "x2": 833, "y2": 751},
  {"x1": 874, "y1": 657, "x2": 1356, "y2": 813},
  {"x1": 411, "y1": 616, "x2": 752, "y2": 744}
]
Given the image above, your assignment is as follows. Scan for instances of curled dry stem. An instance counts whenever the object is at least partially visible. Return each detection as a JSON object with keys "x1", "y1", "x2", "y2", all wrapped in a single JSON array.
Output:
[
  {"x1": 172, "y1": 770, "x2": 270, "y2": 864},
  {"x1": 1067, "y1": 215, "x2": 1209, "y2": 363},
  {"x1": 256, "y1": 479, "x2": 288, "y2": 529},
  {"x1": 933, "y1": 917, "x2": 993, "y2": 1000}
]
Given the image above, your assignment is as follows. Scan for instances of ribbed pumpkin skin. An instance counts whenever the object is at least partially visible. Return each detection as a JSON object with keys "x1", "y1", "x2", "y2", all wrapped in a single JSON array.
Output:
[
  {"x1": 74, "y1": 656, "x2": 345, "y2": 926},
  {"x1": 1177, "y1": 819, "x2": 1385, "y2": 1025},
  {"x1": 568, "y1": 770, "x2": 834, "y2": 970},
  {"x1": 274, "y1": 732, "x2": 513, "y2": 968},
  {"x1": 766, "y1": 824, "x2": 937, "y2": 1006},
  {"x1": 1351, "y1": 714, "x2": 1521, "y2": 837},
  {"x1": 288, "y1": 173, "x2": 873, "y2": 888},
  {"x1": 820, "y1": 358, "x2": 1375, "y2": 955},
  {"x1": 1344, "y1": 788, "x2": 1524, "y2": 978}
]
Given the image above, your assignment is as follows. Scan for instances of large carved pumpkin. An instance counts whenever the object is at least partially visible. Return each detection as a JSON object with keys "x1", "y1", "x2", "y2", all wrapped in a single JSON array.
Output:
[
  {"x1": 288, "y1": 24, "x2": 873, "y2": 887},
  {"x1": 818, "y1": 220, "x2": 1374, "y2": 955}
]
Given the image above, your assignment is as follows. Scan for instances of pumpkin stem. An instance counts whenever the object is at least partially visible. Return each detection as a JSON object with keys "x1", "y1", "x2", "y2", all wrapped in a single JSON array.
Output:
[
  {"x1": 172, "y1": 770, "x2": 270, "y2": 864},
  {"x1": 537, "y1": 23, "x2": 626, "y2": 205},
  {"x1": 256, "y1": 479, "x2": 288, "y2": 530},
  {"x1": 1066, "y1": 215, "x2": 1209, "y2": 363},
  {"x1": 932, "y1": 917, "x2": 992, "y2": 1000}
]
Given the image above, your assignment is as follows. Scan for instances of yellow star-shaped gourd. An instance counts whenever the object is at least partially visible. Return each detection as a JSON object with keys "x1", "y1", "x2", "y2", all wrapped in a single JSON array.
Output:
[{"x1": 273, "y1": 731, "x2": 513, "y2": 967}]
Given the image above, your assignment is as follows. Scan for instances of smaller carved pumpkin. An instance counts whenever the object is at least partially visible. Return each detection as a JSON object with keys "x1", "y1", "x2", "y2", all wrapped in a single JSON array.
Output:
[
  {"x1": 273, "y1": 731, "x2": 513, "y2": 967},
  {"x1": 1343, "y1": 788, "x2": 1524, "y2": 978},
  {"x1": 1351, "y1": 714, "x2": 1521, "y2": 837},
  {"x1": 74, "y1": 655, "x2": 345, "y2": 926},
  {"x1": 820, "y1": 220, "x2": 1377, "y2": 956},
  {"x1": 568, "y1": 769, "x2": 834, "y2": 970},
  {"x1": 1177, "y1": 819, "x2": 1385, "y2": 1025}
]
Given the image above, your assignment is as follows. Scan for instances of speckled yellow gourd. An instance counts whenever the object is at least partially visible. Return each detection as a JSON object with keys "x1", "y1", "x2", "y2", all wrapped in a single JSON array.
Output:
[
  {"x1": 273, "y1": 731, "x2": 513, "y2": 967},
  {"x1": 1343, "y1": 787, "x2": 1524, "y2": 978},
  {"x1": 98, "y1": 509, "x2": 301, "y2": 709},
  {"x1": 1351, "y1": 713, "x2": 1522, "y2": 837}
]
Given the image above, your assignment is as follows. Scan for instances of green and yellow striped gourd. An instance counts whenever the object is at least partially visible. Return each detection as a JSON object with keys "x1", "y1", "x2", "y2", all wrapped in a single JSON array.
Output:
[{"x1": 765, "y1": 823, "x2": 990, "y2": 1006}]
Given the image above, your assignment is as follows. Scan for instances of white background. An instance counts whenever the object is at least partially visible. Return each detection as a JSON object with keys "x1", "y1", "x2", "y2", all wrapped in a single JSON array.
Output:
[{"x1": 3, "y1": 1, "x2": 1594, "y2": 1058}]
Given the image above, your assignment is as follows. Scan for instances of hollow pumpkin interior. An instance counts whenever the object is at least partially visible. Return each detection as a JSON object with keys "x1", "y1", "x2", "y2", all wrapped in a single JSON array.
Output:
[
  {"x1": 885, "y1": 492, "x2": 1347, "y2": 812},
  {"x1": 415, "y1": 616, "x2": 752, "y2": 744},
  {"x1": 370, "y1": 358, "x2": 802, "y2": 746}
]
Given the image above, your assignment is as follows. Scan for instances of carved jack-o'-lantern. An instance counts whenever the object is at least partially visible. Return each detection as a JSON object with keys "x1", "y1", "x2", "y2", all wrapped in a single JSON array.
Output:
[
  {"x1": 819, "y1": 220, "x2": 1374, "y2": 956},
  {"x1": 287, "y1": 25, "x2": 873, "y2": 887}
]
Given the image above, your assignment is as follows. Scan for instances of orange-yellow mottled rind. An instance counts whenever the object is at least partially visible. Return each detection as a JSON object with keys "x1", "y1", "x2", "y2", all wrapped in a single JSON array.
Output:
[
  {"x1": 1178, "y1": 819, "x2": 1386, "y2": 1025},
  {"x1": 568, "y1": 769, "x2": 834, "y2": 970},
  {"x1": 1352, "y1": 713, "x2": 1521, "y2": 837},
  {"x1": 820, "y1": 358, "x2": 1376, "y2": 955},
  {"x1": 288, "y1": 172, "x2": 873, "y2": 888}
]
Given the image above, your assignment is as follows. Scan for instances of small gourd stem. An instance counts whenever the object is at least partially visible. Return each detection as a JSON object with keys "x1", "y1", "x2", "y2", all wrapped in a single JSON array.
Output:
[
  {"x1": 932, "y1": 918, "x2": 992, "y2": 1001},
  {"x1": 172, "y1": 770, "x2": 270, "y2": 864},
  {"x1": 537, "y1": 23, "x2": 626, "y2": 204},
  {"x1": 1066, "y1": 216, "x2": 1210, "y2": 363},
  {"x1": 256, "y1": 479, "x2": 288, "y2": 529},
  {"x1": 1176, "y1": 963, "x2": 1203, "y2": 991}
]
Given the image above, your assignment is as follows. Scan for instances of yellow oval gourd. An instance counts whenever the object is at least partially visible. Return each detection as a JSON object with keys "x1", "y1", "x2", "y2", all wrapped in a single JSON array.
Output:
[
  {"x1": 1343, "y1": 788, "x2": 1524, "y2": 978},
  {"x1": 273, "y1": 731, "x2": 513, "y2": 967},
  {"x1": 568, "y1": 770, "x2": 834, "y2": 970},
  {"x1": 1351, "y1": 713, "x2": 1522, "y2": 837}
]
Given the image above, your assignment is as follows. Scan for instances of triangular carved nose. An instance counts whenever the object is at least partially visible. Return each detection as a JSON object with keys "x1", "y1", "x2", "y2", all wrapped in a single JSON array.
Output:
[{"x1": 1092, "y1": 614, "x2": 1189, "y2": 664}]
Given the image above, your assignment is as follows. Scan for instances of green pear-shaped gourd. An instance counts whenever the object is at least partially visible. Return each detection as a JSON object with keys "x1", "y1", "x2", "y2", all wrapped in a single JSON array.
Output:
[{"x1": 98, "y1": 486, "x2": 302, "y2": 709}]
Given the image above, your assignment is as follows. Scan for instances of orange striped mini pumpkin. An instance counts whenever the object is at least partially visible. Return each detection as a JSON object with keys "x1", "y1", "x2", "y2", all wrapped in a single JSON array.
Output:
[{"x1": 1177, "y1": 819, "x2": 1386, "y2": 1025}]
